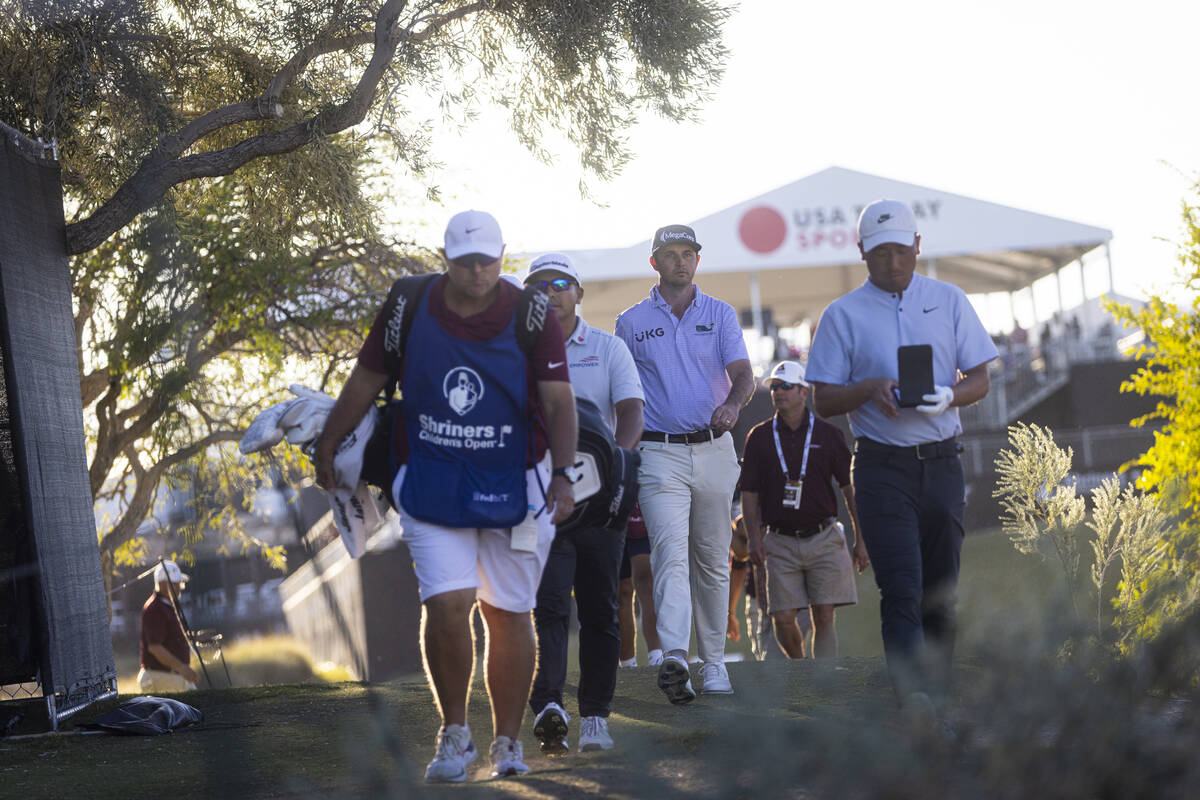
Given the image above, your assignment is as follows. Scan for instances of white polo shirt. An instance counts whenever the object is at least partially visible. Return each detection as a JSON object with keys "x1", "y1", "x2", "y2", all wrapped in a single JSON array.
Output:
[
  {"x1": 806, "y1": 273, "x2": 998, "y2": 446},
  {"x1": 566, "y1": 317, "x2": 644, "y2": 434},
  {"x1": 615, "y1": 285, "x2": 749, "y2": 434}
]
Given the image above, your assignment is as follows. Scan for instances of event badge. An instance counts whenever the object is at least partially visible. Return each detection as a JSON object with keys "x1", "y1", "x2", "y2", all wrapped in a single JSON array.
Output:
[
  {"x1": 510, "y1": 507, "x2": 539, "y2": 553},
  {"x1": 782, "y1": 480, "x2": 803, "y2": 510}
]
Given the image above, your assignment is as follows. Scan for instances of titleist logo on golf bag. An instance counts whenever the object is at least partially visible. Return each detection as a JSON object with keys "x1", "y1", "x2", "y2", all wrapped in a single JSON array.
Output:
[
  {"x1": 383, "y1": 295, "x2": 408, "y2": 356},
  {"x1": 524, "y1": 289, "x2": 548, "y2": 335},
  {"x1": 608, "y1": 483, "x2": 625, "y2": 515}
]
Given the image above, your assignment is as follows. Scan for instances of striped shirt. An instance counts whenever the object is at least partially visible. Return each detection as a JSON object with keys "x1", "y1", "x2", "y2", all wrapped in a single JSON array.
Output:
[{"x1": 616, "y1": 285, "x2": 749, "y2": 434}]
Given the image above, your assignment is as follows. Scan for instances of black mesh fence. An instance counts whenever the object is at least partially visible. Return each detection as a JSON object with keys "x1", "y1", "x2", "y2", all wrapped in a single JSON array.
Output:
[{"x1": 0, "y1": 125, "x2": 116, "y2": 723}]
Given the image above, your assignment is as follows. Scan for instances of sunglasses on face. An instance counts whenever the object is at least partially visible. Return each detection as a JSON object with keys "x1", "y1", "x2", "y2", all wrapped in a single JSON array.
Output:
[
  {"x1": 527, "y1": 278, "x2": 575, "y2": 293},
  {"x1": 770, "y1": 381, "x2": 799, "y2": 391},
  {"x1": 451, "y1": 254, "x2": 499, "y2": 269}
]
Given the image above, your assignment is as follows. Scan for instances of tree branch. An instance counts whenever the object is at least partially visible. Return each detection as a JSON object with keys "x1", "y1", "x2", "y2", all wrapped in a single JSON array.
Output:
[{"x1": 64, "y1": 0, "x2": 489, "y2": 254}]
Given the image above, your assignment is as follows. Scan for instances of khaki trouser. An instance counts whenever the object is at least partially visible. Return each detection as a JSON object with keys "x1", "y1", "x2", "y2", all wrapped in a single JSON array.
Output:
[
  {"x1": 136, "y1": 667, "x2": 195, "y2": 693},
  {"x1": 637, "y1": 433, "x2": 741, "y2": 665}
]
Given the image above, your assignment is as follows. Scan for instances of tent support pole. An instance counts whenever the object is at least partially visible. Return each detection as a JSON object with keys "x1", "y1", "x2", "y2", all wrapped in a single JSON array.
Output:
[
  {"x1": 749, "y1": 270, "x2": 763, "y2": 335},
  {"x1": 1105, "y1": 242, "x2": 1114, "y2": 294},
  {"x1": 926, "y1": 258, "x2": 938, "y2": 280},
  {"x1": 1079, "y1": 257, "x2": 1090, "y2": 330}
]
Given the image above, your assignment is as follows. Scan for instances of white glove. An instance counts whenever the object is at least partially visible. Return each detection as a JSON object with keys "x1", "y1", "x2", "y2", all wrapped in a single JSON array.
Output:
[{"x1": 915, "y1": 385, "x2": 954, "y2": 416}]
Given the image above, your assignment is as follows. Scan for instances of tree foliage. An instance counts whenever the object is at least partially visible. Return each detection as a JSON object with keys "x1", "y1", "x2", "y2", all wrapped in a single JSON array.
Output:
[
  {"x1": 1, "y1": 0, "x2": 731, "y2": 253},
  {"x1": 1, "y1": 0, "x2": 730, "y2": 576},
  {"x1": 1106, "y1": 178, "x2": 1200, "y2": 640},
  {"x1": 77, "y1": 161, "x2": 434, "y2": 573}
]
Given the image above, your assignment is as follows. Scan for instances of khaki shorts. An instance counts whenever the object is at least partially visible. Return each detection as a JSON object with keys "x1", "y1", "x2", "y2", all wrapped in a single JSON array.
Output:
[
  {"x1": 764, "y1": 521, "x2": 858, "y2": 613},
  {"x1": 136, "y1": 667, "x2": 195, "y2": 693}
]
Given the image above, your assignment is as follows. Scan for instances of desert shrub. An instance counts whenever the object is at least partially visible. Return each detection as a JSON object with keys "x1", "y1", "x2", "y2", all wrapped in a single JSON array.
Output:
[{"x1": 993, "y1": 422, "x2": 1171, "y2": 645}]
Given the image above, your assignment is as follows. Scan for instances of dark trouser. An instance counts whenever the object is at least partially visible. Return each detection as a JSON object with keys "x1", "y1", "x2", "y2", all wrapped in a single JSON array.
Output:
[
  {"x1": 852, "y1": 440, "x2": 965, "y2": 703},
  {"x1": 530, "y1": 524, "x2": 625, "y2": 718}
]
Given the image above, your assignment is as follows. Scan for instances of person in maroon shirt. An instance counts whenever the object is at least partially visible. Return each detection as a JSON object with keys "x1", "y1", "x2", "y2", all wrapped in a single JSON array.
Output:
[
  {"x1": 740, "y1": 361, "x2": 869, "y2": 659},
  {"x1": 137, "y1": 560, "x2": 199, "y2": 692},
  {"x1": 313, "y1": 210, "x2": 577, "y2": 783}
]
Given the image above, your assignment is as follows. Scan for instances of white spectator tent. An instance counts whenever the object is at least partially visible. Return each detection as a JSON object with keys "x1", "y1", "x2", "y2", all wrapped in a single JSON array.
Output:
[{"x1": 538, "y1": 167, "x2": 1113, "y2": 335}]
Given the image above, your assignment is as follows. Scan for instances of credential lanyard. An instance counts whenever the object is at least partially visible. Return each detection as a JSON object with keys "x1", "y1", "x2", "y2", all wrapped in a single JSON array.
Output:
[{"x1": 773, "y1": 414, "x2": 813, "y2": 502}]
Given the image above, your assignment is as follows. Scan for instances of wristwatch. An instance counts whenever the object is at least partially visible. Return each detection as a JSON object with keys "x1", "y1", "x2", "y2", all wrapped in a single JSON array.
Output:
[{"x1": 552, "y1": 464, "x2": 582, "y2": 484}]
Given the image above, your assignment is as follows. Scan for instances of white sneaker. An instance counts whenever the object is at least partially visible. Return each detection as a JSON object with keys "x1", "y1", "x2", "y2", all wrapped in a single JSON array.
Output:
[
  {"x1": 489, "y1": 736, "x2": 531, "y2": 778},
  {"x1": 618, "y1": 656, "x2": 637, "y2": 668},
  {"x1": 647, "y1": 649, "x2": 664, "y2": 666},
  {"x1": 699, "y1": 661, "x2": 734, "y2": 695},
  {"x1": 656, "y1": 654, "x2": 696, "y2": 705},
  {"x1": 424, "y1": 723, "x2": 477, "y2": 783},
  {"x1": 533, "y1": 702, "x2": 570, "y2": 756},
  {"x1": 578, "y1": 716, "x2": 614, "y2": 751}
]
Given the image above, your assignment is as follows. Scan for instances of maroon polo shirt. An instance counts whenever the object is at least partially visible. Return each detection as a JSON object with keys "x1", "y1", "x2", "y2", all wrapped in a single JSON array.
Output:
[
  {"x1": 739, "y1": 410, "x2": 851, "y2": 529},
  {"x1": 140, "y1": 593, "x2": 190, "y2": 671},
  {"x1": 358, "y1": 275, "x2": 568, "y2": 466}
]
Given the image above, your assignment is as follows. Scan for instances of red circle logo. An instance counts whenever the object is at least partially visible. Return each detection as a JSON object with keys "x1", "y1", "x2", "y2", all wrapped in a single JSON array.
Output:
[{"x1": 738, "y1": 206, "x2": 787, "y2": 254}]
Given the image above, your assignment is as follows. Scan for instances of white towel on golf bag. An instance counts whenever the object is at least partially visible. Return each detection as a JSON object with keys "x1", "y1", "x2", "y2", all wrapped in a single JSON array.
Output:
[
  {"x1": 239, "y1": 384, "x2": 336, "y2": 454},
  {"x1": 239, "y1": 385, "x2": 379, "y2": 558}
]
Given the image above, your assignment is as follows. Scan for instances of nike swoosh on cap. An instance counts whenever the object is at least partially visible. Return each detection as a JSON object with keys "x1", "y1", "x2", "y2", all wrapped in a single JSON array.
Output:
[{"x1": 548, "y1": 361, "x2": 564, "y2": 368}]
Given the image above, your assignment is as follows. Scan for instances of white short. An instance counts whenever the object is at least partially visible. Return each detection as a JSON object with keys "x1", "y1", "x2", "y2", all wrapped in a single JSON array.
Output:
[{"x1": 392, "y1": 463, "x2": 556, "y2": 613}]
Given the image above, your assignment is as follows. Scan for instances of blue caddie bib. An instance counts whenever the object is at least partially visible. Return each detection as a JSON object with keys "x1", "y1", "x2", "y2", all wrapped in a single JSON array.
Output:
[{"x1": 398, "y1": 292, "x2": 530, "y2": 528}]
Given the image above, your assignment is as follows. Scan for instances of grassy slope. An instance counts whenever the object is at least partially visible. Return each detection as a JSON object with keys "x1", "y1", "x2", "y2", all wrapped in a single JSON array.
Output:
[{"x1": 1, "y1": 530, "x2": 1069, "y2": 799}]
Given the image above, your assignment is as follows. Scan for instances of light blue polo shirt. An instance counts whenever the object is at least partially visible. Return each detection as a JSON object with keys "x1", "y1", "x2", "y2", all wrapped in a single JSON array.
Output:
[
  {"x1": 806, "y1": 273, "x2": 998, "y2": 446},
  {"x1": 615, "y1": 285, "x2": 749, "y2": 434},
  {"x1": 566, "y1": 316, "x2": 644, "y2": 433}
]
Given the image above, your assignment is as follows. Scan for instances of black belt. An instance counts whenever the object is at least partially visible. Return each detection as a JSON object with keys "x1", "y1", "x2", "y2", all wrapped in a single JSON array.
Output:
[
  {"x1": 765, "y1": 519, "x2": 835, "y2": 539},
  {"x1": 641, "y1": 429, "x2": 726, "y2": 445},
  {"x1": 855, "y1": 436, "x2": 962, "y2": 461}
]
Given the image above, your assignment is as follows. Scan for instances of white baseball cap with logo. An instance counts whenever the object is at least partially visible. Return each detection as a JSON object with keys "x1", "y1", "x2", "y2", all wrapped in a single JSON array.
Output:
[
  {"x1": 763, "y1": 361, "x2": 809, "y2": 387},
  {"x1": 443, "y1": 210, "x2": 504, "y2": 260},
  {"x1": 857, "y1": 199, "x2": 918, "y2": 253},
  {"x1": 525, "y1": 252, "x2": 583, "y2": 286},
  {"x1": 153, "y1": 560, "x2": 189, "y2": 584}
]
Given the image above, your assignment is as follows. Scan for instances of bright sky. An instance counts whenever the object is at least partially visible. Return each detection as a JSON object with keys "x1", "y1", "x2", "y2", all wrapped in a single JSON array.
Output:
[{"x1": 394, "y1": 0, "x2": 1199, "y2": 328}]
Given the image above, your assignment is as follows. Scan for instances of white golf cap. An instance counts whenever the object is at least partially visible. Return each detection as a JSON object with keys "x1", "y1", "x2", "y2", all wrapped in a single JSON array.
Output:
[
  {"x1": 763, "y1": 361, "x2": 808, "y2": 387},
  {"x1": 525, "y1": 252, "x2": 582, "y2": 286},
  {"x1": 153, "y1": 560, "x2": 189, "y2": 584},
  {"x1": 857, "y1": 199, "x2": 918, "y2": 253},
  {"x1": 443, "y1": 210, "x2": 504, "y2": 260}
]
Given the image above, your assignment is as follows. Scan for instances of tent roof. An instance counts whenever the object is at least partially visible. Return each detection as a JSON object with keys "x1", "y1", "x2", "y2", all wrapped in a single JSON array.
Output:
[{"x1": 526, "y1": 167, "x2": 1112, "y2": 331}]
